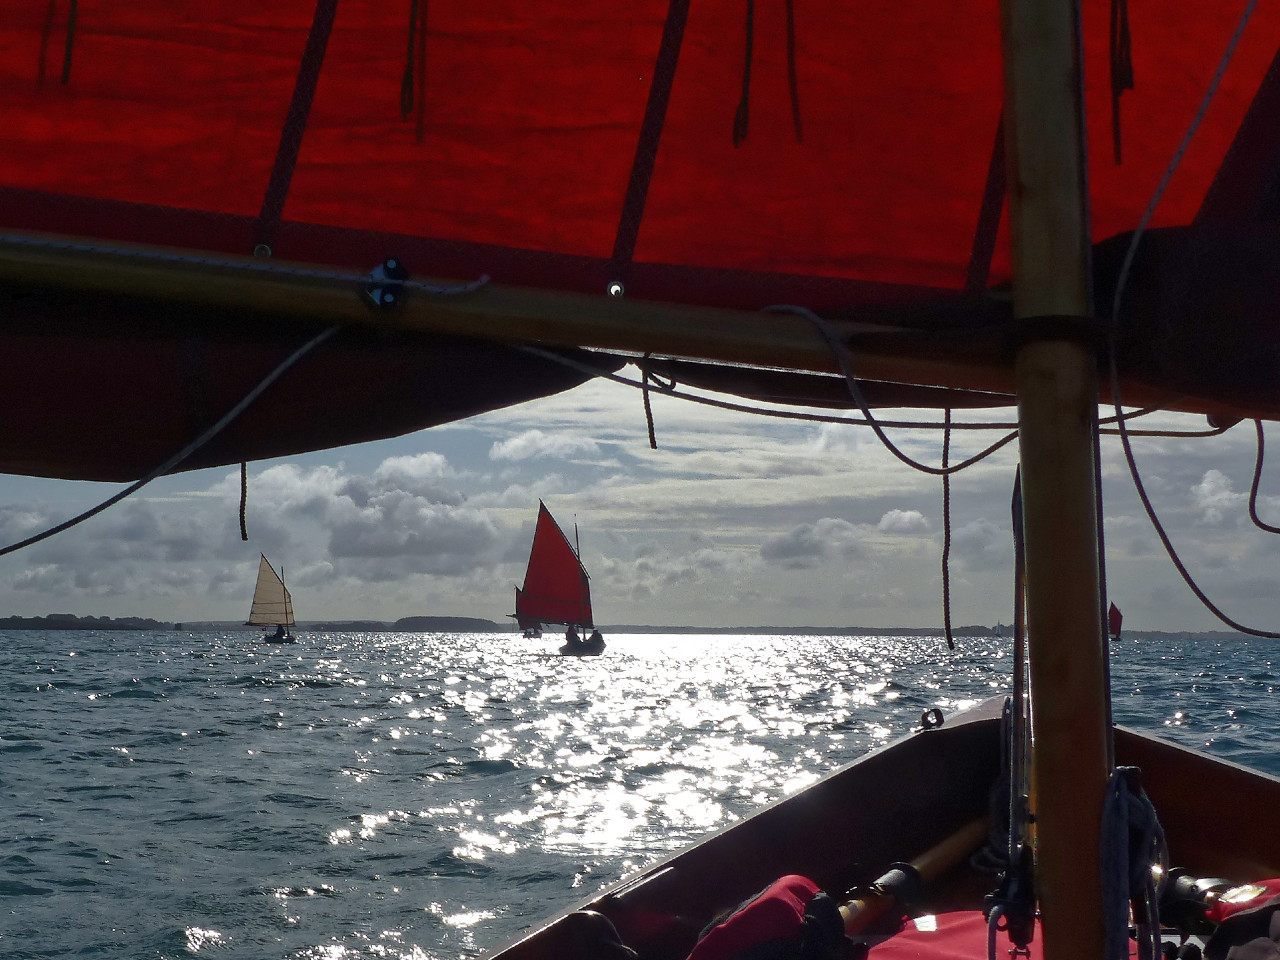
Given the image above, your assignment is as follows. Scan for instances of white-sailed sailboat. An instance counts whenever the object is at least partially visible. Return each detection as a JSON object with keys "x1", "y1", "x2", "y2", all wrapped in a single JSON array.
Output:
[{"x1": 246, "y1": 554, "x2": 296, "y2": 644}]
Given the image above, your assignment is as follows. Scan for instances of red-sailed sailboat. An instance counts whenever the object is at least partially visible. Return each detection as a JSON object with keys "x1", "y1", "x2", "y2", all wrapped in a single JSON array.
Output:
[{"x1": 513, "y1": 502, "x2": 604, "y2": 656}]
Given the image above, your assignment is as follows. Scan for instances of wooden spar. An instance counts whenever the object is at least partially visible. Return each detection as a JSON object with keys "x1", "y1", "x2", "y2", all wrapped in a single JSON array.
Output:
[
  {"x1": 1000, "y1": 1, "x2": 1110, "y2": 960},
  {"x1": 1, "y1": 228, "x2": 1268, "y2": 423},
  {"x1": 840, "y1": 817, "x2": 988, "y2": 934}
]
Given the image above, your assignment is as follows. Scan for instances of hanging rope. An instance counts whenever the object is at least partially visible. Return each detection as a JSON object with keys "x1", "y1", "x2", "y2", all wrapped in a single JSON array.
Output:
[
  {"x1": 239, "y1": 461, "x2": 250, "y2": 541},
  {"x1": 942, "y1": 405, "x2": 955, "y2": 650},
  {"x1": 0, "y1": 327, "x2": 338, "y2": 559},
  {"x1": 60, "y1": 0, "x2": 77, "y2": 84},
  {"x1": 1249, "y1": 420, "x2": 1280, "y2": 534},
  {"x1": 641, "y1": 353, "x2": 659, "y2": 450},
  {"x1": 37, "y1": 0, "x2": 76, "y2": 87},
  {"x1": 400, "y1": 0, "x2": 429, "y2": 142},
  {"x1": 785, "y1": 0, "x2": 803, "y2": 143},
  {"x1": 1109, "y1": 0, "x2": 1134, "y2": 164},
  {"x1": 770, "y1": 305, "x2": 996, "y2": 476},
  {"x1": 732, "y1": 0, "x2": 754, "y2": 146},
  {"x1": 1106, "y1": 0, "x2": 1276, "y2": 637},
  {"x1": 731, "y1": 0, "x2": 803, "y2": 145}
]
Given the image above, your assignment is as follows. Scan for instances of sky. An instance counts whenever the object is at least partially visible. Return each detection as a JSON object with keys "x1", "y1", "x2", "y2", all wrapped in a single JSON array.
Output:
[{"x1": 0, "y1": 362, "x2": 1277, "y2": 631}]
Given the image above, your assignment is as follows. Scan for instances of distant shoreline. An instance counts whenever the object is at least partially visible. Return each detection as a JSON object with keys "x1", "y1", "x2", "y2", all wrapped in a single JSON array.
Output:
[{"x1": 0, "y1": 613, "x2": 1247, "y2": 639}]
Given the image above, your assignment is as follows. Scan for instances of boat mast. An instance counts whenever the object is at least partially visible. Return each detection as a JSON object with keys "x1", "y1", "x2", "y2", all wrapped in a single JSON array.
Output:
[{"x1": 999, "y1": 0, "x2": 1110, "y2": 958}]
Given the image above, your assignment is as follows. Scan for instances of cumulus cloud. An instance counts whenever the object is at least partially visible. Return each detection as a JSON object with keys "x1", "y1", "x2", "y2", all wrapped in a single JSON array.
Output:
[
  {"x1": 810, "y1": 424, "x2": 864, "y2": 457},
  {"x1": 878, "y1": 509, "x2": 929, "y2": 533},
  {"x1": 760, "y1": 518, "x2": 862, "y2": 569},
  {"x1": 602, "y1": 547, "x2": 743, "y2": 604},
  {"x1": 949, "y1": 519, "x2": 1011, "y2": 572},
  {"x1": 1192, "y1": 469, "x2": 1245, "y2": 525},
  {"x1": 1, "y1": 450, "x2": 522, "y2": 611},
  {"x1": 489, "y1": 429, "x2": 600, "y2": 461}
]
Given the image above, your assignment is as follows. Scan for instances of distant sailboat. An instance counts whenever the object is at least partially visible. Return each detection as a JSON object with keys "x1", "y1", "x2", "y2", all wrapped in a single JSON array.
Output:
[
  {"x1": 513, "y1": 502, "x2": 604, "y2": 656},
  {"x1": 247, "y1": 554, "x2": 296, "y2": 643}
]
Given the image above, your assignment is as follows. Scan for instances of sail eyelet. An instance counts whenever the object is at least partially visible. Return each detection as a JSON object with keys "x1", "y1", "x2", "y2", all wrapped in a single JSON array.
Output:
[{"x1": 921, "y1": 708, "x2": 945, "y2": 730}]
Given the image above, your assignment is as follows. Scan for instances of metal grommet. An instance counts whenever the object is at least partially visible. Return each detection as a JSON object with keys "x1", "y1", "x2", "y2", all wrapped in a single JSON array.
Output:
[
  {"x1": 607, "y1": 281, "x2": 625, "y2": 297},
  {"x1": 921, "y1": 708, "x2": 945, "y2": 730},
  {"x1": 253, "y1": 244, "x2": 272, "y2": 258}
]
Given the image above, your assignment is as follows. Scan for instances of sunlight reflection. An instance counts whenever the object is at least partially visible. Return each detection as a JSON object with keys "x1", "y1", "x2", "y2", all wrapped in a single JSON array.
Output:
[{"x1": 184, "y1": 927, "x2": 225, "y2": 952}]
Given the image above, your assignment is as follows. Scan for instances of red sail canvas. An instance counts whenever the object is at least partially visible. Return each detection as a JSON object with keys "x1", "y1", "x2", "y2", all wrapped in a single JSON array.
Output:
[{"x1": 514, "y1": 503, "x2": 593, "y2": 629}]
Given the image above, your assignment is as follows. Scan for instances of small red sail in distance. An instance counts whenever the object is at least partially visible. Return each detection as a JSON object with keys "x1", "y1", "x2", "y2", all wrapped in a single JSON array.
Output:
[
  {"x1": 1108, "y1": 602, "x2": 1123, "y2": 640},
  {"x1": 514, "y1": 502, "x2": 593, "y2": 629}
]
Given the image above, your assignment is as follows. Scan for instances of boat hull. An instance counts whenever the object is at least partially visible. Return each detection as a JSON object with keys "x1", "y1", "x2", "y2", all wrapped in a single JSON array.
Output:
[
  {"x1": 485, "y1": 698, "x2": 1280, "y2": 960},
  {"x1": 558, "y1": 642, "x2": 605, "y2": 657}
]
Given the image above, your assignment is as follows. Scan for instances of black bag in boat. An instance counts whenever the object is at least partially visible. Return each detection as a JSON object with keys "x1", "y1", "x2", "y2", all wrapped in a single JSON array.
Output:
[{"x1": 685, "y1": 875, "x2": 854, "y2": 960}]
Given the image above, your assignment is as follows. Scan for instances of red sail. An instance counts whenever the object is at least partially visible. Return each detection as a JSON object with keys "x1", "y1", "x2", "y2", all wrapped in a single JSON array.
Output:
[
  {"x1": 514, "y1": 503, "x2": 593, "y2": 629},
  {"x1": 1108, "y1": 602, "x2": 1123, "y2": 640}
]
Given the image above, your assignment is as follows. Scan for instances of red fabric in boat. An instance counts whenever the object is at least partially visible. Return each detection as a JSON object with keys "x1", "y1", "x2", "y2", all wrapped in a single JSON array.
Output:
[
  {"x1": 864, "y1": 912, "x2": 1159, "y2": 959},
  {"x1": 686, "y1": 875, "x2": 820, "y2": 960},
  {"x1": 1208, "y1": 880, "x2": 1280, "y2": 924},
  {"x1": 867, "y1": 912, "x2": 1044, "y2": 960}
]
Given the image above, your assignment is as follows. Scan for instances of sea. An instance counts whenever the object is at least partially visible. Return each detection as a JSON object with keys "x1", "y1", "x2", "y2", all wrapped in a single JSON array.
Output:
[{"x1": 2, "y1": 629, "x2": 1277, "y2": 959}]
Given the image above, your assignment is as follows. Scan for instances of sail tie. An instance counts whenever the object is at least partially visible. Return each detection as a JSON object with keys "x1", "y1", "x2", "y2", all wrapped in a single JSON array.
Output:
[
  {"x1": 1110, "y1": 0, "x2": 1135, "y2": 164},
  {"x1": 1100, "y1": 767, "x2": 1167, "y2": 960},
  {"x1": 785, "y1": 0, "x2": 803, "y2": 143},
  {"x1": 732, "y1": 0, "x2": 803, "y2": 146},
  {"x1": 37, "y1": 0, "x2": 77, "y2": 87},
  {"x1": 401, "y1": 0, "x2": 429, "y2": 143},
  {"x1": 239, "y1": 461, "x2": 250, "y2": 541}
]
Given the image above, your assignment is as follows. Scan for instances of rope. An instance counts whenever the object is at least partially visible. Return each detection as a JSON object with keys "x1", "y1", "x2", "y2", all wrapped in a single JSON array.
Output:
[
  {"x1": 987, "y1": 903, "x2": 1006, "y2": 960},
  {"x1": 942, "y1": 405, "x2": 955, "y2": 650},
  {"x1": 1109, "y1": 0, "x2": 1134, "y2": 164},
  {"x1": 732, "y1": 0, "x2": 754, "y2": 146},
  {"x1": 1100, "y1": 768, "x2": 1168, "y2": 960},
  {"x1": 770, "y1": 305, "x2": 1000, "y2": 477},
  {"x1": 400, "y1": 0, "x2": 429, "y2": 142},
  {"x1": 785, "y1": 0, "x2": 803, "y2": 143},
  {"x1": 1250, "y1": 420, "x2": 1280, "y2": 534},
  {"x1": 1109, "y1": 0, "x2": 1258, "y2": 324},
  {"x1": 60, "y1": 0, "x2": 77, "y2": 84},
  {"x1": 1106, "y1": 0, "x2": 1277, "y2": 638},
  {"x1": 239, "y1": 461, "x2": 250, "y2": 541},
  {"x1": 0, "y1": 327, "x2": 338, "y2": 559},
  {"x1": 641, "y1": 353, "x2": 658, "y2": 449}
]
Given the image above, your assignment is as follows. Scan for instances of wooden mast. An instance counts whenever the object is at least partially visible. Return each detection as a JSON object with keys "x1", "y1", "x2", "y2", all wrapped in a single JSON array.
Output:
[{"x1": 999, "y1": 0, "x2": 1111, "y2": 958}]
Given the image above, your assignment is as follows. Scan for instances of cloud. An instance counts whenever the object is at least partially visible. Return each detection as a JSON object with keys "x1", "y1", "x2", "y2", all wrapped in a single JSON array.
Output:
[
  {"x1": 949, "y1": 519, "x2": 1011, "y2": 572},
  {"x1": 601, "y1": 547, "x2": 745, "y2": 604},
  {"x1": 489, "y1": 430, "x2": 600, "y2": 461},
  {"x1": 810, "y1": 424, "x2": 864, "y2": 457},
  {"x1": 878, "y1": 509, "x2": 929, "y2": 533},
  {"x1": 1192, "y1": 469, "x2": 1245, "y2": 525},
  {"x1": 759, "y1": 518, "x2": 863, "y2": 569}
]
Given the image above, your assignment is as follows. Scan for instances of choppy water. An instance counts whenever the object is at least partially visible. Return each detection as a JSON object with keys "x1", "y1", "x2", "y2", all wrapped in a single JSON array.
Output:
[{"x1": 2, "y1": 629, "x2": 1276, "y2": 959}]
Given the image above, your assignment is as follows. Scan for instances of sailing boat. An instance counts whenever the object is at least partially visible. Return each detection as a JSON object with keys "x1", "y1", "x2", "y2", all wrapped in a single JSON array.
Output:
[
  {"x1": 246, "y1": 555, "x2": 296, "y2": 644},
  {"x1": 4, "y1": 4, "x2": 1280, "y2": 960},
  {"x1": 514, "y1": 502, "x2": 604, "y2": 656}
]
